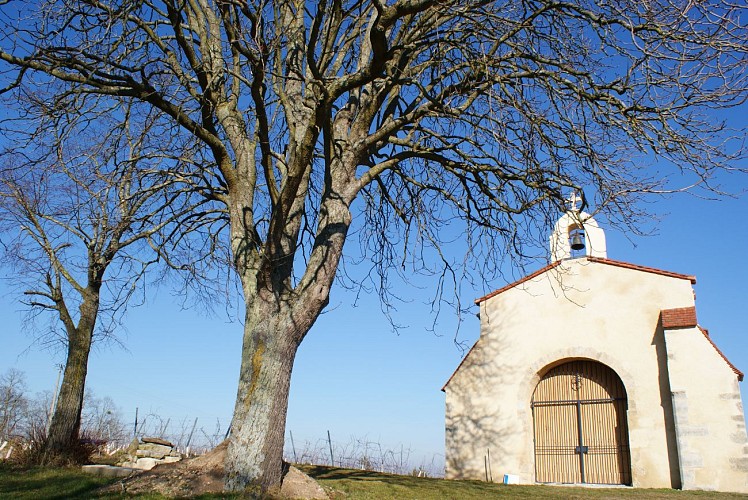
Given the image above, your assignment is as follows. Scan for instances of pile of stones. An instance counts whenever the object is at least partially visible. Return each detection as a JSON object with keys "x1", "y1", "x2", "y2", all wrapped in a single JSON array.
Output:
[{"x1": 119, "y1": 437, "x2": 182, "y2": 470}]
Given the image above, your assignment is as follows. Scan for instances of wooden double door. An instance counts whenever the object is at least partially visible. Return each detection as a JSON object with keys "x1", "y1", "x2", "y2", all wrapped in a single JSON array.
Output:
[{"x1": 531, "y1": 360, "x2": 632, "y2": 485}]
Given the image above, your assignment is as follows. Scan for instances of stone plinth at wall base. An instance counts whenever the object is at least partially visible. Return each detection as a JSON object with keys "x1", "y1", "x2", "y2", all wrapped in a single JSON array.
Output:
[
  {"x1": 81, "y1": 465, "x2": 140, "y2": 478},
  {"x1": 540, "y1": 483, "x2": 633, "y2": 488}
]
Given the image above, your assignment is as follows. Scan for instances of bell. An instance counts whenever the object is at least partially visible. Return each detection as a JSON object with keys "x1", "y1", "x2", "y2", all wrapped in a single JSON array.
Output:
[{"x1": 570, "y1": 232, "x2": 585, "y2": 251}]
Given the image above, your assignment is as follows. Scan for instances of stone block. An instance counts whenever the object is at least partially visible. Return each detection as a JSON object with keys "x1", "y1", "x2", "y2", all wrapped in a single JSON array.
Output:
[
  {"x1": 681, "y1": 426, "x2": 708, "y2": 436},
  {"x1": 81, "y1": 465, "x2": 139, "y2": 478},
  {"x1": 126, "y1": 438, "x2": 139, "y2": 458},
  {"x1": 139, "y1": 443, "x2": 172, "y2": 459},
  {"x1": 142, "y1": 437, "x2": 174, "y2": 447},
  {"x1": 134, "y1": 457, "x2": 159, "y2": 470}
]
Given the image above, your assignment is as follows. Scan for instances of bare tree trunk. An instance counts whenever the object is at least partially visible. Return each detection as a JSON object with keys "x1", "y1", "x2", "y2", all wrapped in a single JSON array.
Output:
[
  {"x1": 224, "y1": 293, "x2": 304, "y2": 493},
  {"x1": 223, "y1": 190, "x2": 351, "y2": 493},
  {"x1": 42, "y1": 328, "x2": 93, "y2": 464}
]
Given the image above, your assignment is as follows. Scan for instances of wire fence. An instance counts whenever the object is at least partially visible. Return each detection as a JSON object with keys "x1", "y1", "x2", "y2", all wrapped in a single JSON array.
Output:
[
  {"x1": 283, "y1": 431, "x2": 445, "y2": 478},
  {"x1": 0, "y1": 370, "x2": 445, "y2": 476}
]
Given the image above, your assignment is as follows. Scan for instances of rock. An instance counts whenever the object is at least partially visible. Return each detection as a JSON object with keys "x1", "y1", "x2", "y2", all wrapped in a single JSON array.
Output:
[
  {"x1": 117, "y1": 436, "x2": 182, "y2": 469},
  {"x1": 141, "y1": 436, "x2": 173, "y2": 447},
  {"x1": 81, "y1": 464, "x2": 139, "y2": 478},
  {"x1": 104, "y1": 442, "x2": 326, "y2": 498},
  {"x1": 134, "y1": 457, "x2": 159, "y2": 470},
  {"x1": 139, "y1": 443, "x2": 172, "y2": 459},
  {"x1": 126, "y1": 438, "x2": 139, "y2": 457},
  {"x1": 280, "y1": 466, "x2": 329, "y2": 500}
]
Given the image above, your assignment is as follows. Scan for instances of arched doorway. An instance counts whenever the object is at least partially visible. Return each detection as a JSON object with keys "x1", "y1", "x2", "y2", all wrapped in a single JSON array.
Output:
[{"x1": 531, "y1": 360, "x2": 632, "y2": 485}]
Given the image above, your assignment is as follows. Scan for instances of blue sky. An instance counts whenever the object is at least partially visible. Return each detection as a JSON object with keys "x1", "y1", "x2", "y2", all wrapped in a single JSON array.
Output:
[
  {"x1": 1, "y1": 173, "x2": 747, "y2": 470},
  {"x1": 0, "y1": 1, "x2": 745, "y2": 477}
]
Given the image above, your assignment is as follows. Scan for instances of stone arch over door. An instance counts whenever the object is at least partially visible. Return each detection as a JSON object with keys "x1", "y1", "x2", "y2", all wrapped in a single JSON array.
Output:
[{"x1": 531, "y1": 359, "x2": 632, "y2": 485}]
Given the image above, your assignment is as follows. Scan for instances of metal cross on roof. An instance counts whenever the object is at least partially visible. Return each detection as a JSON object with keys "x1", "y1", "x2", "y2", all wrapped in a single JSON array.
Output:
[{"x1": 566, "y1": 191, "x2": 583, "y2": 211}]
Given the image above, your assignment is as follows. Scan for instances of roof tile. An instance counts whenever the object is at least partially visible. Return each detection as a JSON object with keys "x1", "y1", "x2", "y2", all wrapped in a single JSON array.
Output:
[
  {"x1": 698, "y1": 326, "x2": 744, "y2": 382},
  {"x1": 475, "y1": 257, "x2": 696, "y2": 305}
]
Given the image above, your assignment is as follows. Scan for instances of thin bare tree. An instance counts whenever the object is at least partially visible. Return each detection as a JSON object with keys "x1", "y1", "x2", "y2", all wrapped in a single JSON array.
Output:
[
  {"x1": 0, "y1": 98, "x2": 206, "y2": 464},
  {"x1": 0, "y1": 369, "x2": 28, "y2": 443},
  {"x1": 80, "y1": 392, "x2": 128, "y2": 448},
  {"x1": 0, "y1": 0, "x2": 745, "y2": 491}
]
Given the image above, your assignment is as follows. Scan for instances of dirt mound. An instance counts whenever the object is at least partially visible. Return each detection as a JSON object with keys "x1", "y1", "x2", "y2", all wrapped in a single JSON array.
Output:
[
  {"x1": 183, "y1": 439, "x2": 229, "y2": 472},
  {"x1": 102, "y1": 440, "x2": 227, "y2": 497},
  {"x1": 278, "y1": 466, "x2": 329, "y2": 499},
  {"x1": 101, "y1": 441, "x2": 327, "y2": 498}
]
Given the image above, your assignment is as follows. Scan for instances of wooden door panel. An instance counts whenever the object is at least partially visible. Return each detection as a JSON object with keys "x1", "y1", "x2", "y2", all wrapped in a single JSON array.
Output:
[
  {"x1": 581, "y1": 401, "x2": 630, "y2": 484},
  {"x1": 532, "y1": 360, "x2": 632, "y2": 485},
  {"x1": 534, "y1": 403, "x2": 581, "y2": 483}
]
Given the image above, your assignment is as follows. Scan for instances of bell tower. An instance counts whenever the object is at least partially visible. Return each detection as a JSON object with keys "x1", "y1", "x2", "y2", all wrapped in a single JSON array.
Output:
[{"x1": 549, "y1": 193, "x2": 607, "y2": 261}]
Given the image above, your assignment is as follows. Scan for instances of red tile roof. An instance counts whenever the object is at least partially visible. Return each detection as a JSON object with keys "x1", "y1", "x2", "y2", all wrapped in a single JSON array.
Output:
[
  {"x1": 587, "y1": 257, "x2": 697, "y2": 284},
  {"x1": 442, "y1": 325, "x2": 744, "y2": 391},
  {"x1": 661, "y1": 307, "x2": 698, "y2": 329},
  {"x1": 441, "y1": 341, "x2": 480, "y2": 392},
  {"x1": 474, "y1": 261, "x2": 562, "y2": 305},
  {"x1": 446, "y1": 258, "x2": 741, "y2": 390},
  {"x1": 475, "y1": 257, "x2": 696, "y2": 305},
  {"x1": 697, "y1": 326, "x2": 744, "y2": 382},
  {"x1": 659, "y1": 308, "x2": 741, "y2": 380}
]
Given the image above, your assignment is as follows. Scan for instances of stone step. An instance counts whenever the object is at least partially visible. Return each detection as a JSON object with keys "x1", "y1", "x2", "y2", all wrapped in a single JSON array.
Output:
[{"x1": 81, "y1": 464, "x2": 140, "y2": 478}]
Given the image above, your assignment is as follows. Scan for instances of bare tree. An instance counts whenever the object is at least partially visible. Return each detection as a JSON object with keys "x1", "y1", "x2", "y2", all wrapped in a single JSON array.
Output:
[
  {"x1": 0, "y1": 369, "x2": 28, "y2": 443},
  {"x1": 0, "y1": 0, "x2": 745, "y2": 491},
  {"x1": 0, "y1": 368, "x2": 127, "y2": 458},
  {"x1": 80, "y1": 392, "x2": 128, "y2": 448},
  {"x1": 0, "y1": 98, "x2": 205, "y2": 464}
]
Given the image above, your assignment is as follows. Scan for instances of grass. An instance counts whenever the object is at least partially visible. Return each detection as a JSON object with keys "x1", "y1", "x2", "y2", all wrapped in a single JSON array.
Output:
[
  {"x1": 301, "y1": 465, "x2": 748, "y2": 500},
  {"x1": 0, "y1": 462, "x2": 120, "y2": 500},
  {"x1": 1, "y1": 461, "x2": 746, "y2": 499}
]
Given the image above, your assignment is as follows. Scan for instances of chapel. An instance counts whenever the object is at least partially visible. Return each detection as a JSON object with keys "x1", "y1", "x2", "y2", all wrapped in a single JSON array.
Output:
[{"x1": 442, "y1": 199, "x2": 748, "y2": 492}]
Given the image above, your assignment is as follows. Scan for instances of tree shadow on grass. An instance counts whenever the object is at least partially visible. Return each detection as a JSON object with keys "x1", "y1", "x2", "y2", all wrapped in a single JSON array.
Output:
[
  {"x1": 300, "y1": 464, "x2": 509, "y2": 498},
  {"x1": 0, "y1": 464, "x2": 117, "y2": 500}
]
